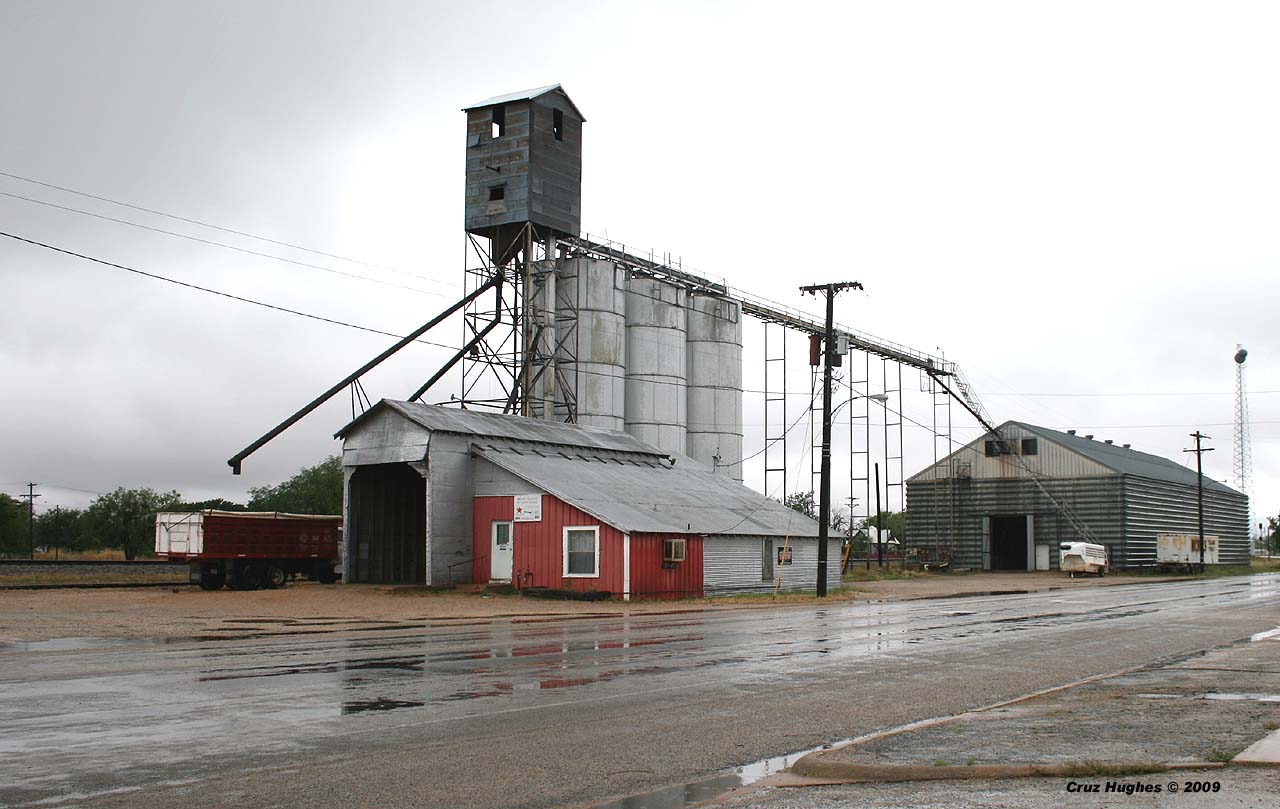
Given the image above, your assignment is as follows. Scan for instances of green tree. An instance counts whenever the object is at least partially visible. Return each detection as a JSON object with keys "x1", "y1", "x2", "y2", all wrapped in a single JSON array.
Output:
[
  {"x1": 779, "y1": 491, "x2": 850, "y2": 532},
  {"x1": 35, "y1": 507, "x2": 88, "y2": 554},
  {"x1": 247, "y1": 456, "x2": 343, "y2": 515},
  {"x1": 860, "y1": 510, "x2": 907, "y2": 541},
  {"x1": 84, "y1": 488, "x2": 181, "y2": 560},
  {"x1": 0, "y1": 493, "x2": 30, "y2": 557},
  {"x1": 1266, "y1": 514, "x2": 1280, "y2": 555},
  {"x1": 781, "y1": 491, "x2": 817, "y2": 520},
  {"x1": 174, "y1": 498, "x2": 247, "y2": 512}
]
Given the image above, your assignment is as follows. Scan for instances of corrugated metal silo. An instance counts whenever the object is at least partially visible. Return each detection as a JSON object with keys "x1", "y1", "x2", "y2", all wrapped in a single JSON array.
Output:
[
  {"x1": 555, "y1": 257, "x2": 627, "y2": 430},
  {"x1": 686, "y1": 296, "x2": 743, "y2": 480},
  {"x1": 625, "y1": 280, "x2": 688, "y2": 454}
]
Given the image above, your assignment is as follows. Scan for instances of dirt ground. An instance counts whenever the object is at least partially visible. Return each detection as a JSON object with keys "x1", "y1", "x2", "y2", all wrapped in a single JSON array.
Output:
[{"x1": 0, "y1": 571, "x2": 1188, "y2": 644}]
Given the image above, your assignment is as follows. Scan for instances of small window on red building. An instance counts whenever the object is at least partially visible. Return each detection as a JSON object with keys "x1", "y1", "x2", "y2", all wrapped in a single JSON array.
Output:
[
  {"x1": 663, "y1": 538, "x2": 686, "y2": 563},
  {"x1": 563, "y1": 527, "x2": 599, "y2": 577}
]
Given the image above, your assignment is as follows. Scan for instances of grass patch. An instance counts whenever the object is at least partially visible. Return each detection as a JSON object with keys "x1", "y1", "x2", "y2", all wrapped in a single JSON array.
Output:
[
  {"x1": 932, "y1": 759, "x2": 951, "y2": 767},
  {"x1": 843, "y1": 567, "x2": 928, "y2": 583},
  {"x1": 1207, "y1": 747, "x2": 1245, "y2": 763},
  {"x1": 1057, "y1": 761, "x2": 1168, "y2": 777},
  {"x1": 1264, "y1": 720, "x2": 1280, "y2": 731}
]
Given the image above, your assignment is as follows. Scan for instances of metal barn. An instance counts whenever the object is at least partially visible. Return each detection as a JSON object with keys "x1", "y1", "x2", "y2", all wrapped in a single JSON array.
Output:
[
  {"x1": 906, "y1": 421, "x2": 1250, "y2": 570},
  {"x1": 336, "y1": 401, "x2": 835, "y2": 597}
]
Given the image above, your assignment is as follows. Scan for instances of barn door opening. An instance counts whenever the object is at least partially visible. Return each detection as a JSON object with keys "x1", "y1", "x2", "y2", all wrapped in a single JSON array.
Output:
[
  {"x1": 989, "y1": 515, "x2": 1029, "y2": 571},
  {"x1": 349, "y1": 463, "x2": 426, "y2": 583}
]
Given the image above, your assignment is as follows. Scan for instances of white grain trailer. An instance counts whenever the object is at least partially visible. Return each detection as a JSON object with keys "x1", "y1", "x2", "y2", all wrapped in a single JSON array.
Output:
[{"x1": 1060, "y1": 542, "x2": 1108, "y2": 577}]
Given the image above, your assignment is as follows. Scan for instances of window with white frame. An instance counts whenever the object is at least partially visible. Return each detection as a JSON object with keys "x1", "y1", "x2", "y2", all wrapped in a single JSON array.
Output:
[
  {"x1": 563, "y1": 526, "x2": 600, "y2": 577},
  {"x1": 663, "y1": 537, "x2": 686, "y2": 563}
]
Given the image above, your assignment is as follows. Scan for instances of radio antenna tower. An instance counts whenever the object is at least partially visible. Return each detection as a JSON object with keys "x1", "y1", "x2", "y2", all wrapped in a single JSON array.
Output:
[{"x1": 1232, "y1": 345, "x2": 1253, "y2": 539}]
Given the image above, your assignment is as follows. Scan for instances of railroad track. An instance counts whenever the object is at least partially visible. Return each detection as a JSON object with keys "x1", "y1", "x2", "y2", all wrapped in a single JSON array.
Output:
[{"x1": 0, "y1": 559, "x2": 190, "y2": 590}]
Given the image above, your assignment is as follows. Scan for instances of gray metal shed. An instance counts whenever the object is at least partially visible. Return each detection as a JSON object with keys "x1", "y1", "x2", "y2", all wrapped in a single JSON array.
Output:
[{"x1": 906, "y1": 421, "x2": 1250, "y2": 570}]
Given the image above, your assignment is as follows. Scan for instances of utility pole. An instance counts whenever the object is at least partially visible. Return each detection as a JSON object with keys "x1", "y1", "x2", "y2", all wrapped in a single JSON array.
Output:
[
  {"x1": 19, "y1": 483, "x2": 41, "y2": 560},
  {"x1": 800, "y1": 281, "x2": 863, "y2": 596},
  {"x1": 874, "y1": 462, "x2": 883, "y2": 568},
  {"x1": 1184, "y1": 433, "x2": 1213, "y2": 572}
]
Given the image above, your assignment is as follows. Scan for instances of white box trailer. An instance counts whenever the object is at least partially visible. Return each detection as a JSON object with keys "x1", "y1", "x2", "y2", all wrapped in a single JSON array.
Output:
[
  {"x1": 1156, "y1": 533, "x2": 1219, "y2": 570},
  {"x1": 1060, "y1": 542, "x2": 1108, "y2": 577}
]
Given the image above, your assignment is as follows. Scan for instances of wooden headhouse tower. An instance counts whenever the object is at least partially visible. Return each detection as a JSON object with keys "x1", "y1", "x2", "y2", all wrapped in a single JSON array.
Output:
[{"x1": 460, "y1": 84, "x2": 585, "y2": 419}]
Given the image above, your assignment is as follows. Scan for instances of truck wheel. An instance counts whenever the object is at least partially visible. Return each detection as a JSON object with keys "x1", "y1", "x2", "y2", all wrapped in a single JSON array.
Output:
[
  {"x1": 265, "y1": 565, "x2": 287, "y2": 589},
  {"x1": 232, "y1": 563, "x2": 262, "y2": 591},
  {"x1": 199, "y1": 574, "x2": 225, "y2": 591}
]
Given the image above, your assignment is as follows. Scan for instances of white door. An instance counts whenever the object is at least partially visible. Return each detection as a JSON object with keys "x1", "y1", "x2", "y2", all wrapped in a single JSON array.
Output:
[{"x1": 491, "y1": 521, "x2": 513, "y2": 581}]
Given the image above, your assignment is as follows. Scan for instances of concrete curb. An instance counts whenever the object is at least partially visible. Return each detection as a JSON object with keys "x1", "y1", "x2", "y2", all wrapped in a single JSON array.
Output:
[{"x1": 790, "y1": 754, "x2": 1189, "y2": 783}]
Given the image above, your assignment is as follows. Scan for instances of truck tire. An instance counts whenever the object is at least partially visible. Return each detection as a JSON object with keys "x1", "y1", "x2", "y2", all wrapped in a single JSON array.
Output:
[
  {"x1": 232, "y1": 562, "x2": 262, "y2": 591},
  {"x1": 199, "y1": 574, "x2": 226, "y2": 591},
  {"x1": 265, "y1": 564, "x2": 286, "y2": 589}
]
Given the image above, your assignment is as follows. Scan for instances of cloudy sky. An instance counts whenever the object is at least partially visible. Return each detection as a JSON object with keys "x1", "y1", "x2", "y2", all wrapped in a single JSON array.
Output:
[{"x1": 2, "y1": 0, "x2": 1276, "y2": 530}]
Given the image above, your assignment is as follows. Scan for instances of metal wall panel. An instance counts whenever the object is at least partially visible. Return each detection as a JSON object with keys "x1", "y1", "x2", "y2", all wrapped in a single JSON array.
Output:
[
  {"x1": 426, "y1": 435, "x2": 474, "y2": 585},
  {"x1": 703, "y1": 536, "x2": 841, "y2": 595},
  {"x1": 907, "y1": 477, "x2": 1125, "y2": 569},
  {"x1": 1121, "y1": 475, "x2": 1251, "y2": 565}
]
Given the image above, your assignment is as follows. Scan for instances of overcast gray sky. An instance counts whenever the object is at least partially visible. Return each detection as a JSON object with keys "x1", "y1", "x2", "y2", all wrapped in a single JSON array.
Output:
[{"x1": 2, "y1": 0, "x2": 1276, "y2": 530}]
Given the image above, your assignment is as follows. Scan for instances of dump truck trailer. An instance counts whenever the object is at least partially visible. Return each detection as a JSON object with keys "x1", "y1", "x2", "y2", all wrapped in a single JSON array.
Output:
[{"x1": 155, "y1": 510, "x2": 342, "y2": 590}]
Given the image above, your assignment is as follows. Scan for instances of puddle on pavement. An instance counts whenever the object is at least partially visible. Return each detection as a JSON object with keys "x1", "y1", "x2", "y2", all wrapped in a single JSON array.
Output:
[
  {"x1": 342, "y1": 697, "x2": 425, "y2": 714},
  {"x1": 1203, "y1": 692, "x2": 1280, "y2": 702},
  {"x1": 0, "y1": 636, "x2": 153, "y2": 652}
]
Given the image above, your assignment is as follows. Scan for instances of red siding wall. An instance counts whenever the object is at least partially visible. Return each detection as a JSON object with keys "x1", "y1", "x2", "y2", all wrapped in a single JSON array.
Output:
[
  {"x1": 473, "y1": 495, "x2": 625, "y2": 595},
  {"x1": 630, "y1": 533, "x2": 704, "y2": 599},
  {"x1": 471, "y1": 498, "x2": 704, "y2": 599},
  {"x1": 472, "y1": 497, "x2": 513, "y2": 583}
]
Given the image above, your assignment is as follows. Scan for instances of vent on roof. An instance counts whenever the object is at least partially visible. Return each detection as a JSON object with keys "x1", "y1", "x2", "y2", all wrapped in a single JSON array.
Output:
[
  {"x1": 1104, "y1": 439, "x2": 1113, "y2": 445},
  {"x1": 1067, "y1": 429, "x2": 1077, "y2": 435},
  {"x1": 1084, "y1": 434, "x2": 1094, "y2": 440},
  {"x1": 1123, "y1": 443, "x2": 1131, "y2": 449}
]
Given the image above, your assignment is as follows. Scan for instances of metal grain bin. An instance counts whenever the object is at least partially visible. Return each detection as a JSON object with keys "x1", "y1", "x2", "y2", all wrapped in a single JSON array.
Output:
[
  {"x1": 686, "y1": 295, "x2": 743, "y2": 480},
  {"x1": 625, "y1": 279, "x2": 688, "y2": 454},
  {"x1": 556, "y1": 258, "x2": 628, "y2": 430}
]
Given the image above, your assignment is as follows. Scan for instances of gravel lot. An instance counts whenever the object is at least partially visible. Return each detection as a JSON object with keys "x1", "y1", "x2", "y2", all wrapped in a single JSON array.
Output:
[{"x1": 0, "y1": 571, "x2": 1168, "y2": 644}]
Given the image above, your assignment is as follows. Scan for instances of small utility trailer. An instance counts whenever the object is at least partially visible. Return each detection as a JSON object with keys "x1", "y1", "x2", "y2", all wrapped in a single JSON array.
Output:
[
  {"x1": 1156, "y1": 533, "x2": 1219, "y2": 572},
  {"x1": 155, "y1": 510, "x2": 342, "y2": 590},
  {"x1": 1060, "y1": 541, "x2": 1108, "y2": 578}
]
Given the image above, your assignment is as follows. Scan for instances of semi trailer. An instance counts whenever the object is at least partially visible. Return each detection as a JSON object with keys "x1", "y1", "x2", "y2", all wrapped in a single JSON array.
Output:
[{"x1": 155, "y1": 510, "x2": 342, "y2": 590}]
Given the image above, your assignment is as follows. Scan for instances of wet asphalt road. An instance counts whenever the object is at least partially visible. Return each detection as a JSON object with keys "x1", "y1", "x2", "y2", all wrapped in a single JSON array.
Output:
[{"x1": 1, "y1": 576, "x2": 1277, "y2": 809}]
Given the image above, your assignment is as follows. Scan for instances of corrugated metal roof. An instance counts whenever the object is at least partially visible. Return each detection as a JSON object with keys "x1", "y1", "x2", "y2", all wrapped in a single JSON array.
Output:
[
  {"x1": 462, "y1": 83, "x2": 586, "y2": 120},
  {"x1": 472, "y1": 444, "x2": 820, "y2": 537},
  {"x1": 1010, "y1": 421, "x2": 1240, "y2": 495},
  {"x1": 336, "y1": 401, "x2": 666, "y2": 456}
]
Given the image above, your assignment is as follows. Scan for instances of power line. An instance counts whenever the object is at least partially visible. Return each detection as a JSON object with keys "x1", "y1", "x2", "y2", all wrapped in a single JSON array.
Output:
[
  {"x1": 0, "y1": 169, "x2": 457, "y2": 289},
  {"x1": 0, "y1": 190, "x2": 453, "y2": 299},
  {"x1": 0, "y1": 230, "x2": 456, "y2": 350}
]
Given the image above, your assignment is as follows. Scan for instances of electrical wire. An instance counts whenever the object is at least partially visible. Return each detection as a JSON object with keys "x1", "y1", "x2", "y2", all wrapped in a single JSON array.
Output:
[
  {"x1": 0, "y1": 191, "x2": 453, "y2": 299},
  {"x1": 0, "y1": 169, "x2": 457, "y2": 288},
  {"x1": 0, "y1": 230, "x2": 457, "y2": 350}
]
